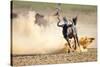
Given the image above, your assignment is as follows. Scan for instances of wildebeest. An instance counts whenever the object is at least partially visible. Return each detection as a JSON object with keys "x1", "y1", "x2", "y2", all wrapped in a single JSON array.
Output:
[
  {"x1": 57, "y1": 16, "x2": 80, "y2": 53},
  {"x1": 34, "y1": 12, "x2": 59, "y2": 27},
  {"x1": 35, "y1": 13, "x2": 48, "y2": 26}
]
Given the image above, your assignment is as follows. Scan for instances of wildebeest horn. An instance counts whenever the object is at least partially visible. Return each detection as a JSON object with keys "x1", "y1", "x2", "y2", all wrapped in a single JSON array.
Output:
[
  {"x1": 35, "y1": 13, "x2": 44, "y2": 18},
  {"x1": 72, "y1": 16, "x2": 77, "y2": 25}
]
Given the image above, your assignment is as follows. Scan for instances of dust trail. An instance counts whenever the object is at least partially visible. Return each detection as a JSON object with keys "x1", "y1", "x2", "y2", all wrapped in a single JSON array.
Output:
[{"x1": 12, "y1": 11, "x2": 66, "y2": 55}]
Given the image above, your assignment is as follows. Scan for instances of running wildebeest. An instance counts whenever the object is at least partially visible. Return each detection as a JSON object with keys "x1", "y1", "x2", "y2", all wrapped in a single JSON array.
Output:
[{"x1": 57, "y1": 16, "x2": 80, "y2": 53}]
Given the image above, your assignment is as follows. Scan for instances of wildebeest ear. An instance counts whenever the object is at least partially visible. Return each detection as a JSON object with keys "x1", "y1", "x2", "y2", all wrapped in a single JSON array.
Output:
[{"x1": 72, "y1": 16, "x2": 77, "y2": 25}]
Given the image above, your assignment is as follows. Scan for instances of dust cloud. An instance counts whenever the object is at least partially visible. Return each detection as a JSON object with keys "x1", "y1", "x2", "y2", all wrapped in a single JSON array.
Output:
[{"x1": 12, "y1": 11, "x2": 66, "y2": 55}]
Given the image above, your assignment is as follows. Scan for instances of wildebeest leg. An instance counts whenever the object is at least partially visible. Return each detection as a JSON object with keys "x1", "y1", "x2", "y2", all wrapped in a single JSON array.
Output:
[
  {"x1": 66, "y1": 38, "x2": 71, "y2": 48},
  {"x1": 75, "y1": 35, "x2": 81, "y2": 52},
  {"x1": 76, "y1": 35, "x2": 80, "y2": 47},
  {"x1": 65, "y1": 38, "x2": 71, "y2": 53},
  {"x1": 73, "y1": 36, "x2": 77, "y2": 50}
]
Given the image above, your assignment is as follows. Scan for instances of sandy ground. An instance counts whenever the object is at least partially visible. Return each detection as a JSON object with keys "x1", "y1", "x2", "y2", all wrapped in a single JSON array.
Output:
[{"x1": 11, "y1": 48, "x2": 97, "y2": 66}]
